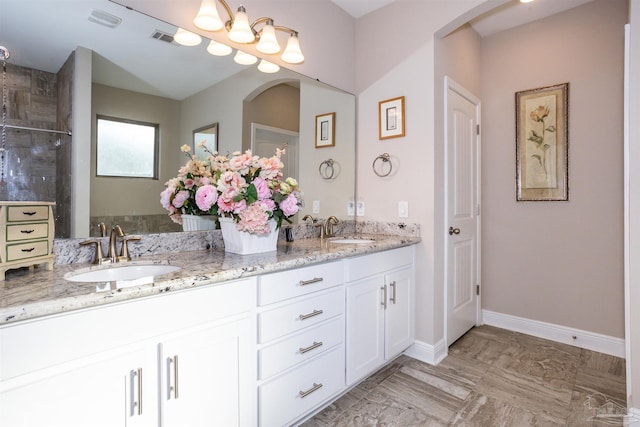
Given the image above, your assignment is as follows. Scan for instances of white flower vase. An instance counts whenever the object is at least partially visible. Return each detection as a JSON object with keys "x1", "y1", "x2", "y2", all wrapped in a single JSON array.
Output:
[
  {"x1": 181, "y1": 214, "x2": 217, "y2": 231},
  {"x1": 219, "y1": 217, "x2": 278, "y2": 254}
]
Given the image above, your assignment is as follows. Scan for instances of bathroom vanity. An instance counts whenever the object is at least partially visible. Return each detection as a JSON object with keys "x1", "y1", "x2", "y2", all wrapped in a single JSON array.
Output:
[{"x1": 0, "y1": 234, "x2": 418, "y2": 426}]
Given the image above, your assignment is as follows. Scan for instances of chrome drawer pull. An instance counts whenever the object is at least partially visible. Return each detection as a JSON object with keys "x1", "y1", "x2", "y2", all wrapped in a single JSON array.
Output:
[
  {"x1": 299, "y1": 382, "x2": 323, "y2": 398},
  {"x1": 299, "y1": 277, "x2": 323, "y2": 286},
  {"x1": 390, "y1": 281, "x2": 397, "y2": 304},
  {"x1": 20, "y1": 229, "x2": 35, "y2": 234},
  {"x1": 299, "y1": 341, "x2": 323, "y2": 354},
  {"x1": 381, "y1": 285, "x2": 387, "y2": 309},
  {"x1": 130, "y1": 368, "x2": 143, "y2": 416},
  {"x1": 22, "y1": 211, "x2": 37, "y2": 216},
  {"x1": 21, "y1": 247, "x2": 35, "y2": 253},
  {"x1": 299, "y1": 309, "x2": 323, "y2": 321}
]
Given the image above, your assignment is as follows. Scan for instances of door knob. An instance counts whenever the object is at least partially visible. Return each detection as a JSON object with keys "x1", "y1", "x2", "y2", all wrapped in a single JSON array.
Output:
[{"x1": 448, "y1": 227, "x2": 460, "y2": 235}]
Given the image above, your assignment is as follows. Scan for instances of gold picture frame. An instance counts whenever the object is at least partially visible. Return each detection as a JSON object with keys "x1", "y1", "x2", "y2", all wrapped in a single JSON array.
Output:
[
  {"x1": 315, "y1": 112, "x2": 335, "y2": 148},
  {"x1": 515, "y1": 83, "x2": 569, "y2": 201},
  {"x1": 378, "y1": 96, "x2": 405, "y2": 140}
]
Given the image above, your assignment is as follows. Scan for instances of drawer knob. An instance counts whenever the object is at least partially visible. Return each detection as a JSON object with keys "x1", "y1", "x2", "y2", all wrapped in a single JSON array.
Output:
[
  {"x1": 299, "y1": 309, "x2": 323, "y2": 321},
  {"x1": 299, "y1": 382, "x2": 323, "y2": 398},
  {"x1": 299, "y1": 277, "x2": 323, "y2": 286},
  {"x1": 299, "y1": 341, "x2": 323, "y2": 354}
]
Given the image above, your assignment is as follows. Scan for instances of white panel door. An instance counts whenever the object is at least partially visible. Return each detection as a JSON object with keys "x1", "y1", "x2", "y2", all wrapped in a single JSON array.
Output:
[{"x1": 445, "y1": 77, "x2": 481, "y2": 346}]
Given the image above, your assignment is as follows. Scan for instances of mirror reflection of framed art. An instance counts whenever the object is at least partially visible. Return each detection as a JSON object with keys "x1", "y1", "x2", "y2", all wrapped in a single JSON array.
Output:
[
  {"x1": 193, "y1": 123, "x2": 218, "y2": 157},
  {"x1": 315, "y1": 112, "x2": 335, "y2": 148}
]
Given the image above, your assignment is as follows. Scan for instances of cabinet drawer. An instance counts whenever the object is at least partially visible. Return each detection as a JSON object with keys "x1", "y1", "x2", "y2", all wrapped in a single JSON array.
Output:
[
  {"x1": 259, "y1": 288, "x2": 344, "y2": 343},
  {"x1": 258, "y1": 261, "x2": 343, "y2": 305},
  {"x1": 6, "y1": 240, "x2": 49, "y2": 261},
  {"x1": 6, "y1": 205, "x2": 49, "y2": 222},
  {"x1": 259, "y1": 316, "x2": 344, "y2": 380},
  {"x1": 6, "y1": 223, "x2": 49, "y2": 241},
  {"x1": 345, "y1": 246, "x2": 414, "y2": 282},
  {"x1": 259, "y1": 346, "x2": 345, "y2": 426}
]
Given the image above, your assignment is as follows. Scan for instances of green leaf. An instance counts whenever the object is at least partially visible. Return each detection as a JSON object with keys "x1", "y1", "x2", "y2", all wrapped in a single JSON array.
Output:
[{"x1": 545, "y1": 126, "x2": 556, "y2": 132}]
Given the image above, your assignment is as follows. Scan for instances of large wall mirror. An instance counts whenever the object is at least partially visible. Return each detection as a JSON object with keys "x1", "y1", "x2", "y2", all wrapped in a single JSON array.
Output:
[{"x1": 0, "y1": 0, "x2": 355, "y2": 238}]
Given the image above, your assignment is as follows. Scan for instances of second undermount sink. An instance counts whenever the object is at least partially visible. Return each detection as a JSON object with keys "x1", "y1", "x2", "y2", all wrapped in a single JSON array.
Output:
[
  {"x1": 328, "y1": 238, "x2": 375, "y2": 244},
  {"x1": 64, "y1": 264, "x2": 181, "y2": 284}
]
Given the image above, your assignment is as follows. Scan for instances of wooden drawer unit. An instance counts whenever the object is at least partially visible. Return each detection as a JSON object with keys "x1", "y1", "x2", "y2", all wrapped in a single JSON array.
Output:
[
  {"x1": 259, "y1": 346, "x2": 345, "y2": 427},
  {"x1": 0, "y1": 202, "x2": 55, "y2": 281}
]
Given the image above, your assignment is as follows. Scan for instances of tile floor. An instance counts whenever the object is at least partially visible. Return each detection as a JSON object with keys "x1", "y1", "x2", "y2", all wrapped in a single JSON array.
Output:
[{"x1": 301, "y1": 325, "x2": 628, "y2": 426}]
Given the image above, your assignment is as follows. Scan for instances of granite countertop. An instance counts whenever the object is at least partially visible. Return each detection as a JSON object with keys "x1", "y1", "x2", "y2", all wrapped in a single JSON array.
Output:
[{"x1": 0, "y1": 234, "x2": 420, "y2": 326}]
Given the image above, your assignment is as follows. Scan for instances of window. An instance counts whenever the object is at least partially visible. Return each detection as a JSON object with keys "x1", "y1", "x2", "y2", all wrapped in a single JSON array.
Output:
[{"x1": 96, "y1": 116, "x2": 159, "y2": 178}]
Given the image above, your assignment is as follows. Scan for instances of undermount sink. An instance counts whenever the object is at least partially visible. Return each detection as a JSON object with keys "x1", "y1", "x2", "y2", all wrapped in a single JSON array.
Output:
[
  {"x1": 328, "y1": 238, "x2": 375, "y2": 244},
  {"x1": 65, "y1": 264, "x2": 181, "y2": 284}
]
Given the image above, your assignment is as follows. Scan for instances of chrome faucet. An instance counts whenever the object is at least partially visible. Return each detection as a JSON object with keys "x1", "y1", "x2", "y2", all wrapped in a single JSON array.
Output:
[{"x1": 325, "y1": 216, "x2": 340, "y2": 237}]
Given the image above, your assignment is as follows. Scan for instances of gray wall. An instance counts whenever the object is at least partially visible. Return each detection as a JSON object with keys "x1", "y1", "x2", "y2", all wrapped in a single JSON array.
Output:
[{"x1": 480, "y1": 0, "x2": 627, "y2": 338}]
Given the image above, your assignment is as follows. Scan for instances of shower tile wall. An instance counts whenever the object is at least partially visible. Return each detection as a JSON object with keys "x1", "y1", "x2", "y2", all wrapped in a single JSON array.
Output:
[
  {"x1": 4, "y1": 63, "x2": 58, "y2": 218},
  {"x1": 56, "y1": 53, "x2": 74, "y2": 238}
]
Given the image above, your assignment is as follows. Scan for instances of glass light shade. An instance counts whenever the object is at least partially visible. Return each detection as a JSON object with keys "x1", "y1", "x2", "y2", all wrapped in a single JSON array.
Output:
[
  {"x1": 520, "y1": 0, "x2": 535, "y2": 2},
  {"x1": 234, "y1": 50, "x2": 257, "y2": 65},
  {"x1": 194, "y1": 0, "x2": 223, "y2": 31},
  {"x1": 258, "y1": 59, "x2": 280, "y2": 73},
  {"x1": 281, "y1": 32, "x2": 304, "y2": 64},
  {"x1": 173, "y1": 28, "x2": 202, "y2": 46},
  {"x1": 228, "y1": 7, "x2": 255, "y2": 43},
  {"x1": 207, "y1": 40, "x2": 232, "y2": 56},
  {"x1": 256, "y1": 20, "x2": 280, "y2": 54}
]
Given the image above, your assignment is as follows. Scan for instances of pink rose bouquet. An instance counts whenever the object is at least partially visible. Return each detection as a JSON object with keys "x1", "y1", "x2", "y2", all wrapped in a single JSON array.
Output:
[{"x1": 161, "y1": 144, "x2": 303, "y2": 234}]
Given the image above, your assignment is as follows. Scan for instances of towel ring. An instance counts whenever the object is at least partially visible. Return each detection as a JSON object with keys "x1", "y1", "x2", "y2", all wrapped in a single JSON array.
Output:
[
  {"x1": 319, "y1": 158, "x2": 336, "y2": 180},
  {"x1": 372, "y1": 153, "x2": 393, "y2": 177}
]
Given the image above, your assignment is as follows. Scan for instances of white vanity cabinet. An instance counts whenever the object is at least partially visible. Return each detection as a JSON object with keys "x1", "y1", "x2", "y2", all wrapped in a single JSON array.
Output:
[
  {"x1": 0, "y1": 278, "x2": 256, "y2": 427},
  {"x1": 257, "y1": 261, "x2": 346, "y2": 426},
  {"x1": 345, "y1": 246, "x2": 415, "y2": 385}
]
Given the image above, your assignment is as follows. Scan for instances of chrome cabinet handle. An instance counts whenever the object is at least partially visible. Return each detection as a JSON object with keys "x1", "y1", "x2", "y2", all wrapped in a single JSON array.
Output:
[
  {"x1": 299, "y1": 382, "x2": 323, "y2": 398},
  {"x1": 167, "y1": 355, "x2": 179, "y2": 400},
  {"x1": 381, "y1": 285, "x2": 387, "y2": 309},
  {"x1": 299, "y1": 341, "x2": 323, "y2": 354},
  {"x1": 299, "y1": 309, "x2": 323, "y2": 320},
  {"x1": 299, "y1": 277, "x2": 323, "y2": 286},
  {"x1": 130, "y1": 368, "x2": 142, "y2": 416},
  {"x1": 390, "y1": 281, "x2": 397, "y2": 304},
  {"x1": 448, "y1": 226, "x2": 460, "y2": 235}
]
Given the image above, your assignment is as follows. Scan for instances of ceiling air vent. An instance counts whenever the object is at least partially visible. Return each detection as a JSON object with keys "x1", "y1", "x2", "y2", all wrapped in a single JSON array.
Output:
[
  {"x1": 88, "y1": 9, "x2": 122, "y2": 28},
  {"x1": 151, "y1": 30, "x2": 176, "y2": 45}
]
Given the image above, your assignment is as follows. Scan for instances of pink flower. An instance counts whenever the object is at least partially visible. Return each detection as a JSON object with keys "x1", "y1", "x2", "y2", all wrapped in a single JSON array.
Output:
[
  {"x1": 183, "y1": 178, "x2": 195, "y2": 190},
  {"x1": 279, "y1": 193, "x2": 299, "y2": 216},
  {"x1": 172, "y1": 190, "x2": 190, "y2": 208},
  {"x1": 262, "y1": 199, "x2": 275, "y2": 212},
  {"x1": 217, "y1": 197, "x2": 234, "y2": 213},
  {"x1": 259, "y1": 155, "x2": 284, "y2": 180},
  {"x1": 237, "y1": 202, "x2": 270, "y2": 234},
  {"x1": 233, "y1": 199, "x2": 247, "y2": 214},
  {"x1": 160, "y1": 187, "x2": 173, "y2": 210},
  {"x1": 195, "y1": 184, "x2": 218, "y2": 211},
  {"x1": 253, "y1": 177, "x2": 271, "y2": 200}
]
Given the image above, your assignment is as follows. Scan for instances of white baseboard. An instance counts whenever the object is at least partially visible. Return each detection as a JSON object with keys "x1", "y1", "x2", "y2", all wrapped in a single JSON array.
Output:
[
  {"x1": 482, "y1": 309, "x2": 625, "y2": 358},
  {"x1": 404, "y1": 339, "x2": 447, "y2": 365}
]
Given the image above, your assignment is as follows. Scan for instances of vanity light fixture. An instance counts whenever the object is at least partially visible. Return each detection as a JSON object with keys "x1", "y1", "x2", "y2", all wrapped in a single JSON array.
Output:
[
  {"x1": 257, "y1": 59, "x2": 280, "y2": 73},
  {"x1": 234, "y1": 50, "x2": 258, "y2": 65},
  {"x1": 173, "y1": 28, "x2": 202, "y2": 46},
  {"x1": 520, "y1": 0, "x2": 535, "y2": 3},
  {"x1": 207, "y1": 40, "x2": 233, "y2": 56},
  {"x1": 193, "y1": 0, "x2": 305, "y2": 64}
]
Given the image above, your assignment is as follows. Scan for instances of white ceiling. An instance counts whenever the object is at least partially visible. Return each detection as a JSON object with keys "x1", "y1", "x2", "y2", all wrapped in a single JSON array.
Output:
[{"x1": 331, "y1": 0, "x2": 595, "y2": 37}]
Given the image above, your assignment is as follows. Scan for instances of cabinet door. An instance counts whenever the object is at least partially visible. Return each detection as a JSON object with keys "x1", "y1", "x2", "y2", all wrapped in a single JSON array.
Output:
[
  {"x1": 0, "y1": 346, "x2": 156, "y2": 427},
  {"x1": 385, "y1": 267, "x2": 414, "y2": 359},
  {"x1": 160, "y1": 316, "x2": 255, "y2": 427},
  {"x1": 346, "y1": 276, "x2": 385, "y2": 385}
]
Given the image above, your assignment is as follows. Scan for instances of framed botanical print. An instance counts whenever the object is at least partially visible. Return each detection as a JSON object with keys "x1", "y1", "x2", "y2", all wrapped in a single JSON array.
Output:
[
  {"x1": 378, "y1": 96, "x2": 405, "y2": 140},
  {"x1": 315, "y1": 112, "x2": 335, "y2": 148},
  {"x1": 515, "y1": 83, "x2": 569, "y2": 201}
]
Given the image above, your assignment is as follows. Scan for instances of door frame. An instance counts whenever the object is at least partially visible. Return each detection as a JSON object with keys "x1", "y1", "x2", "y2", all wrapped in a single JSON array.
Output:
[{"x1": 443, "y1": 76, "x2": 482, "y2": 347}]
